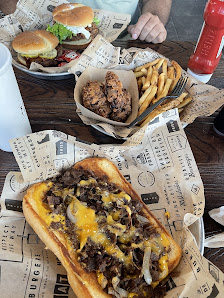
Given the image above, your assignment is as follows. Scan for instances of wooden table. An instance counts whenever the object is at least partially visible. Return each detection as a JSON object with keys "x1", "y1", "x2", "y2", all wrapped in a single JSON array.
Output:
[{"x1": 1, "y1": 40, "x2": 224, "y2": 272}]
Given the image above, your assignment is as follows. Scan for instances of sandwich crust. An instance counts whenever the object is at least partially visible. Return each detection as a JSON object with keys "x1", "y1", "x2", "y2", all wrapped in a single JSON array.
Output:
[
  {"x1": 23, "y1": 187, "x2": 108, "y2": 298},
  {"x1": 12, "y1": 30, "x2": 59, "y2": 55},
  {"x1": 53, "y1": 3, "x2": 94, "y2": 27},
  {"x1": 23, "y1": 157, "x2": 182, "y2": 298}
]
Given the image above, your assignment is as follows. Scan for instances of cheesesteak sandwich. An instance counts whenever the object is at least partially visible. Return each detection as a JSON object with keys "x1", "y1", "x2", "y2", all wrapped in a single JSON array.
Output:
[{"x1": 23, "y1": 157, "x2": 182, "y2": 298}]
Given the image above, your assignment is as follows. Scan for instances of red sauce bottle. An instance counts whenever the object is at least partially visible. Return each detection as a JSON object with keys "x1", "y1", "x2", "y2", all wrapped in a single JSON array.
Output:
[{"x1": 187, "y1": 0, "x2": 224, "y2": 83}]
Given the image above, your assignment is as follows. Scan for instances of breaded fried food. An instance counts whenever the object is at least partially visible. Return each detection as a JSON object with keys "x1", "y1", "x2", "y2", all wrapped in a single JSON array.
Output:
[
  {"x1": 82, "y1": 81, "x2": 111, "y2": 118},
  {"x1": 111, "y1": 89, "x2": 132, "y2": 122},
  {"x1": 105, "y1": 71, "x2": 132, "y2": 122}
]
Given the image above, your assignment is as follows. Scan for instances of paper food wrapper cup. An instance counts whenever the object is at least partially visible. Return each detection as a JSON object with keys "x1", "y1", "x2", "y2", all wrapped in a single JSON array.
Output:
[
  {"x1": 74, "y1": 66, "x2": 139, "y2": 127},
  {"x1": 0, "y1": 0, "x2": 131, "y2": 74}
]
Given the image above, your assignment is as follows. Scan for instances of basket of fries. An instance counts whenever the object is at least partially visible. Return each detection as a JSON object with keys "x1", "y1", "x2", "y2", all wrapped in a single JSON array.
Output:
[
  {"x1": 70, "y1": 36, "x2": 224, "y2": 140},
  {"x1": 133, "y1": 58, "x2": 192, "y2": 127}
]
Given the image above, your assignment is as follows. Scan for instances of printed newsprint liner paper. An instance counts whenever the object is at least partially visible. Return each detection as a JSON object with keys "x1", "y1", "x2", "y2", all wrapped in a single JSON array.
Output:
[
  {"x1": 0, "y1": 111, "x2": 224, "y2": 296},
  {"x1": 0, "y1": 215, "x2": 77, "y2": 298}
]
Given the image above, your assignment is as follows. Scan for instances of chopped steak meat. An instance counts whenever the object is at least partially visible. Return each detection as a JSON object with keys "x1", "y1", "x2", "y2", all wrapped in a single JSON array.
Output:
[
  {"x1": 65, "y1": 22, "x2": 99, "y2": 42},
  {"x1": 44, "y1": 167, "x2": 168, "y2": 297},
  {"x1": 22, "y1": 45, "x2": 63, "y2": 68}
]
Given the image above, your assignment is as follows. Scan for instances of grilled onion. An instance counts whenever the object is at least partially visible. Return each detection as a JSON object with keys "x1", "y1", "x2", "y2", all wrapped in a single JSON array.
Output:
[
  {"x1": 142, "y1": 247, "x2": 152, "y2": 285},
  {"x1": 137, "y1": 214, "x2": 149, "y2": 223},
  {"x1": 112, "y1": 277, "x2": 128, "y2": 297},
  {"x1": 67, "y1": 203, "x2": 76, "y2": 224},
  {"x1": 108, "y1": 287, "x2": 120, "y2": 298}
]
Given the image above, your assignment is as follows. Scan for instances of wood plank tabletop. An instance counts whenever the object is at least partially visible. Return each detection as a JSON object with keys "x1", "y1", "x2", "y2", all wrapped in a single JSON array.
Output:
[{"x1": 0, "y1": 40, "x2": 224, "y2": 272}]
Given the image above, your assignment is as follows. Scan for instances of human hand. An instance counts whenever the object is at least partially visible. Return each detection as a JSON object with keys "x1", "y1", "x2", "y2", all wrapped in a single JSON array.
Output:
[{"x1": 128, "y1": 12, "x2": 167, "y2": 44}]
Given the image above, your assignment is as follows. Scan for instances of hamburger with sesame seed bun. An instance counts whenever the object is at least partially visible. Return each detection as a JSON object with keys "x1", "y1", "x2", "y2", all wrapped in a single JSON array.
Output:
[
  {"x1": 12, "y1": 30, "x2": 61, "y2": 68},
  {"x1": 47, "y1": 3, "x2": 100, "y2": 50}
]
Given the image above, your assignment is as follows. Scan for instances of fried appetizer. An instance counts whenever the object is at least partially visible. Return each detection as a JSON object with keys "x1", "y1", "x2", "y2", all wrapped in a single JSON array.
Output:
[
  {"x1": 105, "y1": 71, "x2": 132, "y2": 122},
  {"x1": 82, "y1": 71, "x2": 132, "y2": 122},
  {"x1": 23, "y1": 157, "x2": 182, "y2": 298},
  {"x1": 82, "y1": 81, "x2": 111, "y2": 118}
]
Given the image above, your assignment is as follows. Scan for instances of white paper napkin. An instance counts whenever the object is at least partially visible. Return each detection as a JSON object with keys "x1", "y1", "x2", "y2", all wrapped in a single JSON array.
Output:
[{"x1": 204, "y1": 206, "x2": 224, "y2": 248}]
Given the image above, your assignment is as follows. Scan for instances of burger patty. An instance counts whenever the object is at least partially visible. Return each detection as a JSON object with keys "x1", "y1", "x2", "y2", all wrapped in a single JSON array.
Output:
[
  {"x1": 22, "y1": 45, "x2": 63, "y2": 68},
  {"x1": 43, "y1": 167, "x2": 167, "y2": 298},
  {"x1": 65, "y1": 22, "x2": 99, "y2": 42}
]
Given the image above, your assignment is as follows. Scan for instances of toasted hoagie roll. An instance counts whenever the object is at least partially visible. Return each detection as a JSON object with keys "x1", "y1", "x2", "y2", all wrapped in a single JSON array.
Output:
[{"x1": 23, "y1": 157, "x2": 182, "y2": 298}]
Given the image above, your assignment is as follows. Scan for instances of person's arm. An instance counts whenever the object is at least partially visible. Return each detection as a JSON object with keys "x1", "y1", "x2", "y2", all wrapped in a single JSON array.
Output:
[{"x1": 128, "y1": 0, "x2": 172, "y2": 44}]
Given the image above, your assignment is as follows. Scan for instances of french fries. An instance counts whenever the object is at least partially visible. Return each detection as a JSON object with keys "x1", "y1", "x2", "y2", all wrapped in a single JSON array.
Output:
[
  {"x1": 134, "y1": 71, "x2": 145, "y2": 78},
  {"x1": 140, "y1": 68, "x2": 148, "y2": 76},
  {"x1": 177, "y1": 96, "x2": 193, "y2": 109},
  {"x1": 153, "y1": 77, "x2": 172, "y2": 104},
  {"x1": 146, "y1": 65, "x2": 153, "y2": 83},
  {"x1": 162, "y1": 59, "x2": 167, "y2": 80},
  {"x1": 138, "y1": 86, "x2": 153, "y2": 106},
  {"x1": 171, "y1": 60, "x2": 182, "y2": 91},
  {"x1": 134, "y1": 58, "x2": 161, "y2": 72},
  {"x1": 150, "y1": 66, "x2": 159, "y2": 86},
  {"x1": 138, "y1": 85, "x2": 157, "y2": 116},
  {"x1": 157, "y1": 73, "x2": 165, "y2": 97},
  {"x1": 156, "y1": 58, "x2": 164, "y2": 70},
  {"x1": 140, "y1": 92, "x2": 188, "y2": 128},
  {"x1": 133, "y1": 58, "x2": 192, "y2": 127}
]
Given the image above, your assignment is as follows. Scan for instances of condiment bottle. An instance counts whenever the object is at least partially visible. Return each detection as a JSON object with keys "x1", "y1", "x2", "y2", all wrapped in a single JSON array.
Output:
[{"x1": 187, "y1": 0, "x2": 224, "y2": 83}]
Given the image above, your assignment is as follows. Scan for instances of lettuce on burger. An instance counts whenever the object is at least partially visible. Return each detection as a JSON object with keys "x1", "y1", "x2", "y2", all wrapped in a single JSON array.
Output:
[{"x1": 47, "y1": 3, "x2": 100, "y2": 50}]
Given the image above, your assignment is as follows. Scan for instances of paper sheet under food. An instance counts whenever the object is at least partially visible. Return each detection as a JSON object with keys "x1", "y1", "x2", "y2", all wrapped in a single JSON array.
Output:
[{"x1": 1, "y1": 111, "x2": 224, "y2": 296}]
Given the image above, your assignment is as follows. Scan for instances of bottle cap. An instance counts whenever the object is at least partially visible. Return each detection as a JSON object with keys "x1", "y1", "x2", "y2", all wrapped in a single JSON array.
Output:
[{"x1": 187, "y1": 68, "x2": 213, "y2": 84}]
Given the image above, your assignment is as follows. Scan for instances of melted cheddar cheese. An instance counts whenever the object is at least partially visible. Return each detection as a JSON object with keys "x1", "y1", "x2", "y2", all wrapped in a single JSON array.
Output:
[
  {"x1": 29, "y1": 182, "x2": 65, "y2": 228},
  {"x1": 32, "y1": 177, "x2": 171, "y2": 290},
  {"x1": 70, "y1": 197, "x2": 133, "y2": 263}
]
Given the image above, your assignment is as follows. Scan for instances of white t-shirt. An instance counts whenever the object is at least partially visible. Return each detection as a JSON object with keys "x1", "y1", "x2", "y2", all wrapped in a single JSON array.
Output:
[{"x1": 69, "y1": 0, "x2": 140, "y2": 24}]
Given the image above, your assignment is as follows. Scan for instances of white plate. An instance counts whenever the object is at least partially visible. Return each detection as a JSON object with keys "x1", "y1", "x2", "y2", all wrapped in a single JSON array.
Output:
[{"x1": 13, "y1": 62, "x2": 74, "y2": 80}]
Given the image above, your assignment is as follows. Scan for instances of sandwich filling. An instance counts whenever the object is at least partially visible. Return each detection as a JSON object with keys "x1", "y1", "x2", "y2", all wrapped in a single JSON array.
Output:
[
  {"x1": 17, "y1": 45, "x2": 63, "y2": 68},
  {"x1": 32, "y1": 167, "x2": 170, "y2": 297},
  {"x1": 47, "y1": 17, "x2": 100, "y2": 44}
]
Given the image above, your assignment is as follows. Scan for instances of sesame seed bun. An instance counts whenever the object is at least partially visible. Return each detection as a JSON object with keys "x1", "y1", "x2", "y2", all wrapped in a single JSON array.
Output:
[
  {"x1": 12, "y1": 30, "x2": 59, "y2": 55},
  {"x1": 53, "y1": 3, "x2": 94, "y2": 27}
]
